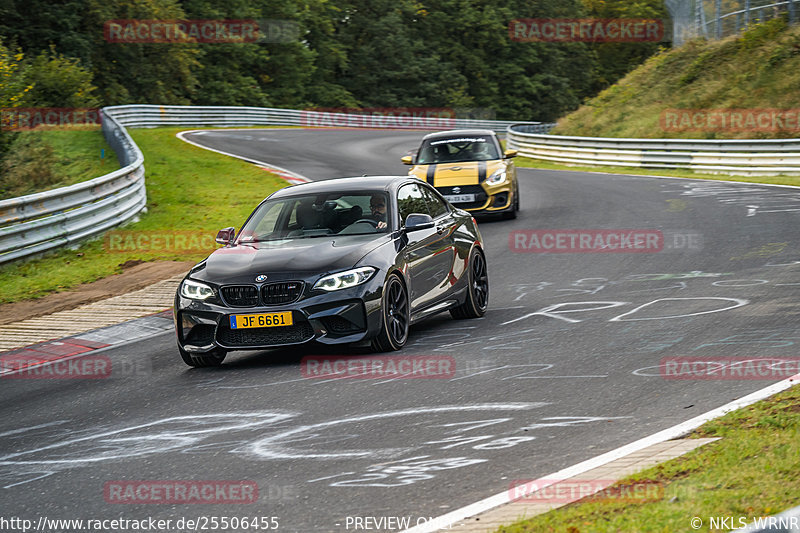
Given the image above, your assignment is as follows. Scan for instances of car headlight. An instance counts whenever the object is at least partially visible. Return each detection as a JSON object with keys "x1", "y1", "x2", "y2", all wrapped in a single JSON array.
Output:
[
  {"x1": 313, "y1": 267, "x2": 376, "y2": 291},
  {"x1": 180, "y1": 279, "x2": 215, "y2": 300},
  {"x1": 486, "y1": 168, "x2": 507, "y2": 185}
]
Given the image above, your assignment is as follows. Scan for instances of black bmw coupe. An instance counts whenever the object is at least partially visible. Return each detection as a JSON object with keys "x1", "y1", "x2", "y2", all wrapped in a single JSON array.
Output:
[{"x1": 174, "y1": 176, "x2": 488, "y2": 367}]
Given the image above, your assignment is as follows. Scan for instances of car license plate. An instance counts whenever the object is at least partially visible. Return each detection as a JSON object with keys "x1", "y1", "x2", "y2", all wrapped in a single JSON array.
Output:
[
  {"x1": 229, "y1": 312, "x2": 293, "y2": 329},
  {"x1": 444, "y1": 194, "x2": 476, "y2": 204}
]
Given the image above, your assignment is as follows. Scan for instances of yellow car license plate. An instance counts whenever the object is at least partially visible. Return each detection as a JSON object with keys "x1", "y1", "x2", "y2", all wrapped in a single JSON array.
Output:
[{"x1": 229, "y1": 312, "x2": 293, "y2": 329}]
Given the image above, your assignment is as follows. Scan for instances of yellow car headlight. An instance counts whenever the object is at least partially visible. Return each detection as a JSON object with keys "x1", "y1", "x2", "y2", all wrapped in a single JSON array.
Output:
[{"x1": 486, "y1": 168, "x2": 507, "y2": 185}]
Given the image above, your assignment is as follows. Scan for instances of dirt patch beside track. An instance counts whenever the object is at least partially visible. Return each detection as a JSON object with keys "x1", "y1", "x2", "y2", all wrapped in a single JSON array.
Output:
[{"x1": 0, "y1": 261, "x2": 194, "y2": 325}]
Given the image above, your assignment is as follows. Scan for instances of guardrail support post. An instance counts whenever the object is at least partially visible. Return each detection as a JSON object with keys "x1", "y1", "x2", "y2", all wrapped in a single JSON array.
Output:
[
  {"x1": 745, "y1": 0, "x2": 751, "y2": 28},
  {"x1": 695, "y1": 0, "x2": 704, "y2": 37}
]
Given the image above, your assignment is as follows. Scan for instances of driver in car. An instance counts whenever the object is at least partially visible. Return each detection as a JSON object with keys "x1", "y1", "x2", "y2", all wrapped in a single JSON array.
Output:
[{"x1": 369, "y1": 194, "x2": 387, "y2": 229}]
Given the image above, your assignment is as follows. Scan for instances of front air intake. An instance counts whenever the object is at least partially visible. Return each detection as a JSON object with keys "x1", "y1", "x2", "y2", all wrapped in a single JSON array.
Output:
[
  {"x1": 221, "y1": 285, "x2": 259, "y2": 307},
  {"x1": 261, "y1": 282, "x2": 304, "y2": 305}
]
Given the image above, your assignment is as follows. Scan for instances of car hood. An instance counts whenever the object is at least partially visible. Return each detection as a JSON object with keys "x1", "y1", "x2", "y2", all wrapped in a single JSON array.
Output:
[
  {"x1": 193, "y1": 234, "x2": 390, "y2": 284},
  {"x1": 410, "y1": 160, "x2": 505, "y2": 187}
]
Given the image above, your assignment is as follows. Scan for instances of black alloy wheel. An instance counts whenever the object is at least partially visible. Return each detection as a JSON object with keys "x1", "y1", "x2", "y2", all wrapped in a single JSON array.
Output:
[
  {"x1": 372, "y1": 274, "x2": 409, "y2": 351},
  {"x1": 451, "y1": 248, "x2": 488, "y2": 319}
]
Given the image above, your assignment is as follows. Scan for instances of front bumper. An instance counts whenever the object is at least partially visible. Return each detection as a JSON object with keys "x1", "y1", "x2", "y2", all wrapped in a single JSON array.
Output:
[
  {"x1": 174, "y1": 276, "x2": 385, "y2": 353},
  {"x1": 437, "y1": 181, "x2": 513, "y2": 214}
]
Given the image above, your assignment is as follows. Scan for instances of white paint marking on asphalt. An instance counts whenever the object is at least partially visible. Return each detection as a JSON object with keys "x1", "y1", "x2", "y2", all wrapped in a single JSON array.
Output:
[
  {"x1": 399, "y1": 373, "x2": 800, "y2": 533},
  {"x1": 176, "y1": 130, "x2": 311, "y2": 183},
  {"x1": 501, "y1": 301, "x2": 628, "y2": 325},
  {"x1": 609, "y1": 297, "x2": 749, "y2": 321},
  {"x1": 0, "y1": 413, "x2": 293, "y2": 466},
  {"x1": 0, "y1": 421, "x2": 68, "y2": 438},
  {"x1": 306, "y1": 472, "x2": 356, "y2": 483},
  {"x1": 246, "y1": 403, "x2": 547, "y2": 460},
  {"x1": 557, "y1": 171, "x2": 800, "y2": 190}
]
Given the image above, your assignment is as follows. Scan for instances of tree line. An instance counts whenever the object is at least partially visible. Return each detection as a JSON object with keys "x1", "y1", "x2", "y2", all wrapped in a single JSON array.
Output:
[{"x1": 1, "y1": 0, "x2": 668, "y2": 124}]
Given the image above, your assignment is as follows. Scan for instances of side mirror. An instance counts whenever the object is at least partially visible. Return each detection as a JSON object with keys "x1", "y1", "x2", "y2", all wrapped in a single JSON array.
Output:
[
  {"x1": 503, "y1": 149, "x2": 518, "y2": 159},
  {"x1": 404, "y1": 213, "x2": 434, "y2": 232},
  {"x1": 401, "y1": 155, "x2": 414, "y2": 165},
  {"x1": 215, "y1": 227, "x2": 236, "y2": 245}
]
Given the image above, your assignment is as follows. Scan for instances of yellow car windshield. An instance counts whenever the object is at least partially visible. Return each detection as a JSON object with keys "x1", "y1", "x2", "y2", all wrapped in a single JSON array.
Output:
[{"x1": 416, "y1": 136, "x2": 500, "y2": 164}]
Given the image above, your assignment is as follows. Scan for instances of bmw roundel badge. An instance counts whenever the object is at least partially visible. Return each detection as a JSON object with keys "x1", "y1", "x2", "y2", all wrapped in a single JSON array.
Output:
[{"x1": 255, "y1": 275, "x2": 268, "y2": 282}]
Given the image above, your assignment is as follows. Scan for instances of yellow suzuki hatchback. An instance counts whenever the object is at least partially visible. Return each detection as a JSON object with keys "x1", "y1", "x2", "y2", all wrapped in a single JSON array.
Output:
[{"x1": 403, "y1": 129, "x2": 519, "y2": 219}]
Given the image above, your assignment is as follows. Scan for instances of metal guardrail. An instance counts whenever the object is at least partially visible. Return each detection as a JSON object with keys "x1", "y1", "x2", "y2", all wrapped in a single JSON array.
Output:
[
  {"x1": 0, "y1": 109, "x2": 146, "y2": 265},
  {"x1": 506, "y1": 124, "x2": 800, "y2": 176},
  {"x1": 666, "y1": 0, "x2": 797, "y2": 46},
  {"x1": 104, "y1": 104, "x2": 553, "y2": 134},
  {"x1": 0, "y1": 105, "x2": 550, "y2": 265},
  {"x1": 4, "y1": 103, "x2": 800, "y2": 266},
  {"x1": 700, "y1": 0, "x2": 797, "y2": 39},
  {"x1": 4, "y1": 102, "x2": 800, "y2": 266}
]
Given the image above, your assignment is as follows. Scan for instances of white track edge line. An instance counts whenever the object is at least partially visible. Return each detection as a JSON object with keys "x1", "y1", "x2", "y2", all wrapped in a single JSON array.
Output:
[
  {"x1": 175, "y1": 130, "x2": 310, "y2": 183},
  {"x1": 401, "y1": 374, "x2": 800, "y2": 533}
]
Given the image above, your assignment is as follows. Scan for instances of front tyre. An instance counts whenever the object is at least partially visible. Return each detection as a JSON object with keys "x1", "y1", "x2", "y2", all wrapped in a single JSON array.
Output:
[
  {"x1": 503, "y1": 186, "x2": 519, "y2": 219},
  {"x1": 450, "y1": 248, "x2": 489, "y2": 319},
  {"x1": 179, "y1": 345, "x2": 227, "y2": 367},
  {"x1": 371, "y1": 274, "x2": 409, "y2": 352}
]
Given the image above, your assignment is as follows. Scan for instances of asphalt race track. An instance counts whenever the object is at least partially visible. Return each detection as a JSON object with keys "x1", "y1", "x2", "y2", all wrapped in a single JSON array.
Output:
[{"x1": 3, "y1": 128, "x2": 800, "y2": 531}]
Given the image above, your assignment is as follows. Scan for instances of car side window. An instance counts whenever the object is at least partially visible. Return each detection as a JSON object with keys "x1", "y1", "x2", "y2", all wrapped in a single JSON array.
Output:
[
  {"x1": 397, "y1": 183, "x2": 430, "y2": 224},
  {"x1": 422, "y1": 186, "x2": 449, "y2": 219}
]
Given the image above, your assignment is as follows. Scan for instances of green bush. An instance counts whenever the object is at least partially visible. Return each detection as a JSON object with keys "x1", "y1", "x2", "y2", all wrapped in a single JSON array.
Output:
[
  {"x1": 0, "y1": 132, "x2": 59, "y2": 199},
  {"x1": 19, "y1": 48, "x2": 99, "y2": 107},
  {"x1": 0, "y1": 42, "x2": 99, "y2": 177},
  {"x1": 738, "y1": 17, "x2": 788, "y2": 50}
]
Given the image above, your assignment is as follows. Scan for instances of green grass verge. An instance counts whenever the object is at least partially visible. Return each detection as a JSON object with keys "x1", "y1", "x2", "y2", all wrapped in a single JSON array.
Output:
[
  {"x1": 44, "y1": 126, "x2": 117, "y2": 187},
  {"x1": 515, "y1": 156, "x2": 800, "y2": 187},
  {"x1": 552, "y1": 19, "x2": 800, "y2": 140},
  {"x1": 496, "y1": 384, "x2": 800, "y2": 532},
  {"x1": 0, "y1": 127, "x2": 288, "y2": 304},
  {"x1": 0, "y1": 126, "x2": 117, "y2": 199}
]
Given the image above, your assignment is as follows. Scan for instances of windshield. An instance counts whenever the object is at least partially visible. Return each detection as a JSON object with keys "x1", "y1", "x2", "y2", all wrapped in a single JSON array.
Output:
[
  {"x1": 416, "y1": 135, "x2": 501, "y2": 164},
  {"x1": 237, "y1": 191, "x2": 390, "y2": 242}
]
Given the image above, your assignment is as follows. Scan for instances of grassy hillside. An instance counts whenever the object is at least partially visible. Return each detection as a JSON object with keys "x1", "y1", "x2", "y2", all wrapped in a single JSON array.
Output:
[
  {"x1": 0, "y1": 126, "x2": 116, "y2": 199},
  {"x1": 553, "y1": 18, "x2": 800, "y2": 139}
]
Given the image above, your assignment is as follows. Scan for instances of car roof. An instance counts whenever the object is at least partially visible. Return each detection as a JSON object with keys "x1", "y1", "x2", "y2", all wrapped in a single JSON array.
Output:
[
  {"x1": 421, "y1": 129, "x2": 497, "y2": 141},
  {"x1": 269, "y1": 176, "x2": 415, "y2": 198}
]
